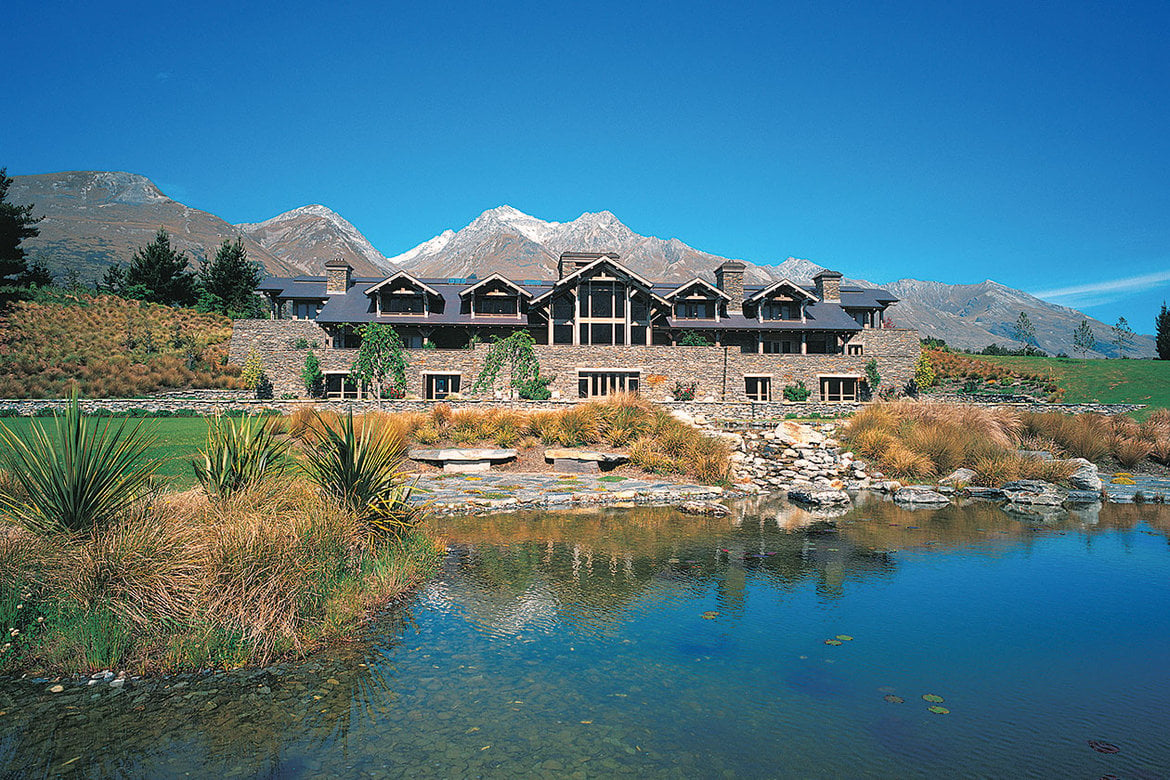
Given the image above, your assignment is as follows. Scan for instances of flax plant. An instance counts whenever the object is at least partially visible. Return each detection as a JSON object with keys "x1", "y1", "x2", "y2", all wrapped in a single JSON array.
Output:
[
  {"x1": 0, "y1": 392, "x2": 156, "y2": 534},
  {"x1": 193, "y1": 413, "x2": 289, "y2": 501}
]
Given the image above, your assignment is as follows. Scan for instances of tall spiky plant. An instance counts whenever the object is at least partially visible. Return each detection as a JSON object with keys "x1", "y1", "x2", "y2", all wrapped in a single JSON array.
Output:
[
  {"x1": 301, "y1": 411, "x2": 420, "y2": 537},
  {"x1": 193, "y1": 413, "x2": 288, "y2": 501},
  {"x1": 0, "y1": 392, "x2": 156, "y2": 533}
]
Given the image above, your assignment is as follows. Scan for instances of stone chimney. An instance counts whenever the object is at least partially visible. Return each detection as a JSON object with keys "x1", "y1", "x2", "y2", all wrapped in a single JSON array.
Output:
[
  {"x1": 325, "y1": 256, "x2": 352, "y2": 294},
  {"x1": 715, "y1": 260, "x2": 745, "y2": 313},
  {"x1": 813, "y1": 269, "x2": 842, "y2": 302},
  {"x1": 558, "y1": 251, "x2": 619, "y2": 279}
]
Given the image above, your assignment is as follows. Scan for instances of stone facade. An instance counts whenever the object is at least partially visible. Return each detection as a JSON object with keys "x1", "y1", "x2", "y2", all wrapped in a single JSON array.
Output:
[{"x1": 230, "y1": 319, "x2": 921, "y2": 402}]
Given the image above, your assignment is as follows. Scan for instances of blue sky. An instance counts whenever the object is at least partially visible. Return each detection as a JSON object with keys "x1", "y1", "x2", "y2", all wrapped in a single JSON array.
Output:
[{"x1": 5, "y1": 0, "x2": 1169, "y2": 332}]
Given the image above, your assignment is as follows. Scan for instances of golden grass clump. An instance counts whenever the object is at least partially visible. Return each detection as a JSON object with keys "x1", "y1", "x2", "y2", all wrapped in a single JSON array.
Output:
[{"x1": 1112, "y1": 437, "x2": 1154, "y2": 470}]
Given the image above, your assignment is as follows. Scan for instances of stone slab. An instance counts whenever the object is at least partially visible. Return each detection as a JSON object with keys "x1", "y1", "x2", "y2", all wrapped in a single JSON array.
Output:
[
  {"x1": 554, "y1": 458, "x2": 600, "y2": 474},
  {"x1": 409, "y1": 448, "x2": 518, "y2": 462},
  {"x1": 544, "y1": 448, "x2": 626, "y2": 463},
  {"x1": 443, "y1": 461, "x2": 492, "y2": 473}
]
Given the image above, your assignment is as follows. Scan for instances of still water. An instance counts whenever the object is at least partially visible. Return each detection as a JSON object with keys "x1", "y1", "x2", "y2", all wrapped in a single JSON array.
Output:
[{"x1": 2, "y1": 495, "x2": 1169, "y2": 778}]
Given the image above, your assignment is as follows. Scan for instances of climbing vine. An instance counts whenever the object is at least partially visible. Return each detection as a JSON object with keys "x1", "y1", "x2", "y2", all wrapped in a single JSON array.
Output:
[
  {"x1": 350, "y1": 324, "x2": 407, "y2": 399},
  {"x1": 472, "y1": 331, "x2": 555, "y2": 400}
]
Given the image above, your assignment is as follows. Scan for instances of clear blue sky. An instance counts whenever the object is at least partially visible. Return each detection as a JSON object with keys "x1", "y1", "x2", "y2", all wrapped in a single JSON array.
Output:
[{"x1": 5, "y1": 0, "x2": 1169, "y2": 332}]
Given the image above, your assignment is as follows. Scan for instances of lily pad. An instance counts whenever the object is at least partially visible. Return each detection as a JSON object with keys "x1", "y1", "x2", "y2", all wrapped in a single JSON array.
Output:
[
  {"x1": 883, "y1": 694, "x2": 904, "y2": 704},
  {"x1": 922, "y1": 694, "x2": 945, "y2": 703},
  {"x1": 824, "y1": 639, "x2": 843, "y2": 646},
  {"x1": 835, "y1": 635, "x2": 854, "y2": 641},
  {"x1": 1087, "y1": 740, "x2": 1120, "y2": 754},
  {"x1": 927, "y1": 705, "x2": 950, "y2": 715},
  {"x1": 701, "y1": 611, "x2": 719, "y2": 620}
]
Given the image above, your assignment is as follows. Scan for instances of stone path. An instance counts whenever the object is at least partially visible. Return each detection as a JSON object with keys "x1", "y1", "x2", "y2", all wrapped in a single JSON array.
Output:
[
  {"x1": 406, "y1": 471, "x2": 727, "y2": 515},
  {"x1": 1104, "y1": 474, "x2": 1170, "y2": 503}
]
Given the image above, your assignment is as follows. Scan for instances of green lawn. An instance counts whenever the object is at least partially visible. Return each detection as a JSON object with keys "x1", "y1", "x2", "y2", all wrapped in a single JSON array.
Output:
[
  {"x1": 0, "y1": 417, "x2": 210, "y2": 491},
  {"x1": 970, "y1": 356, "x2": 1170, "y2": 411}
]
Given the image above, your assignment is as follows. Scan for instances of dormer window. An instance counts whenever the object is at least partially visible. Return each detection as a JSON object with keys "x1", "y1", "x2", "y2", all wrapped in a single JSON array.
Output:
[
  {"x1": 473, "y1": 291, "x2": 519, "y2": 316},
  {"x1": 761, "y1": 300, "x2": 801, "y2": 320},
  {"x1": 675, "y1": 300, "x2": 716, "y2": 319},
  {"x1": 382, "y1": 289, "x2": 426, "y2": 314}
]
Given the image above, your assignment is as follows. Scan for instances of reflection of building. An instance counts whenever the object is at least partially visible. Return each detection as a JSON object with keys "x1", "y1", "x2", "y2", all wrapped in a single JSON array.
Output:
[{"x1": 232, "y1": 252, "x2": 919, "y2": 401}]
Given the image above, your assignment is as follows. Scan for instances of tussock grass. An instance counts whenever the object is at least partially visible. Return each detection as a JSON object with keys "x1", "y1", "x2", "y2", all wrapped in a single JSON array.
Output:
[
  {"x1": 0, "y1": 293, "x2": 239, "y2": 398},
  {"x1": 0, "y1": 479, "x2": 441, "y2": 675}
]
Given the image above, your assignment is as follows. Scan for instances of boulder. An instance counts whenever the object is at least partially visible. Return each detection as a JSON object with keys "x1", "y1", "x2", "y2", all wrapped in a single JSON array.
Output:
[
  {"x1": 893, "y1": 486, "x2": 951, "y2": 505},
  {"x1": 1067, "y1": 458, "x2": 1103, "y2": 492},
  {"x1": 1001, "y1": 480, "x2": 1063, "y2": 506},
  {"x1": 775, "y1": 421, "x2": 824, "y2": 448},
  {"x1": 939, "y1": 467, "x2": 977, "y2": 487},
  {"x1": 677, "y1": 500, "x2": 731, "y2": 517},
  {"x1": 1064, "y1": 490, "x2": 1103, "y2": 505},
  {"x1": 787, "y1": 487, "x2": 851, "y2": 507}
]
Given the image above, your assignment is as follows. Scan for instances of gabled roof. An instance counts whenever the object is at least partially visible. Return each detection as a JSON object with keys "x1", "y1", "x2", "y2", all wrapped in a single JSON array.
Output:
[
  {"x1": 746, "y1": 278, "x2": 819, "y2": 303},
  {"x1": 458, "y1": 273, "x2": 533, "y2": 299},
  {"x1": 363, "y1": 271, "x2": 441, "y2": 298},
  {"x1": 531, "y1": 256, "x2": 667, "y2": 305},
  {"x1": 663, "y1": 277, "x2": 732, "y2": 301}
]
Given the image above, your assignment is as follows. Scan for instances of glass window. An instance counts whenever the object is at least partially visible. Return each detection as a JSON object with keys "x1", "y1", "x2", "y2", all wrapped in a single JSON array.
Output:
[
  {"x1": 384, "y1": 293, "x2": 425, "y2": 314},
  {"x1": 578, "y1": 371, "x2": 640, "y2": 398},
  {"x1": 552, "y1": 295, "x2": 573, "y2": 320},
  {"x1": 425, "y1": 374, "x2": 461, "y2": 400},
  {"x1": 292, "y1": 300, "x2": 319, "y2": 320},
  {"x1": 590, "y1": 323, "x2": 613, "y2": 344},
  {"x1": 745, "y1": 377, "x2": 771, "y2": 402},
  {"x1": 847, "y1": 344, "x2": 864, "y2": 355},
  {"x1": 675, "y1": 301, "x2": 715, "y2": 319},
  {"x1": 554, "y1": 324, "x2": 573, "y2": 344},
  {"x1": 761, "y1": 301, "x2": 800, "y2": 320},
  {"x1": 475, "y1": 295, "x2": 518, "y2": 315},
  {"x1": 820, "y1": 377, "x2": 859, "y2": 402}
]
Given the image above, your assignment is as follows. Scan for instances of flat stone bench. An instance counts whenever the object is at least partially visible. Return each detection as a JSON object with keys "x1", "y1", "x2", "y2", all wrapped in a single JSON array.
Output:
[
  {"x1": 544, "y1": 448, "x2": 627, "y2": 474},
  {"x1": 408, "y1": 448, "x2": 518, "y2": 473}
]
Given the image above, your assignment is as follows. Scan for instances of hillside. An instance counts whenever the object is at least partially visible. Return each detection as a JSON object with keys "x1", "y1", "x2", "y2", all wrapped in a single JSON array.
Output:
[
  {"x1": 236, "y1": 204, "x2": 394, "y2": 276},
  {"x1": 8, "y1": 171, "x2": 301, "y2": 281},
  {"x1": 0, "y1": 291, "x2": 239, "y2": 398}
]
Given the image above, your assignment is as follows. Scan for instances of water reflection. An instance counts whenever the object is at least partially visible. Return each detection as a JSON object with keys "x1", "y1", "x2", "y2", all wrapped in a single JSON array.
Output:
[{"x1": 0, "y1": 495, "x2": 1168, "y2": 778}]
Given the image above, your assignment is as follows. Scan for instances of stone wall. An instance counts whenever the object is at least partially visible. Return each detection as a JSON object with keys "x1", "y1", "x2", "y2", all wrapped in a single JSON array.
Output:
[{"x1": 228, "y1": 320, "x2": 922, "y2": 403}]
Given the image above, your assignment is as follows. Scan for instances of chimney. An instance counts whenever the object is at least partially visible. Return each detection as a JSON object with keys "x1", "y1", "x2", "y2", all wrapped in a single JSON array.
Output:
[
  {"x1": 715, "y1": 260, "x2": 745, "y2": 313},
  {"x1": 813, "y1": 269, "x2": 842, "y2": 303},
  {"x1": 325, "y1": 256, "x2": 352, "y2": 294},
  {"x1": 558, "y1": 251, "x2": 619, "y2": 279}
]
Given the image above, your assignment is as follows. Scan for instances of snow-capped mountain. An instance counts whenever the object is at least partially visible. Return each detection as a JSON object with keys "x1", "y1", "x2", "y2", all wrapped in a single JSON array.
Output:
[
  {"x1": 393, "y1": 205, "x2": 781, "y2": 284},
  {"x1": 236, "y1": 204, "x2": 393, "y2": 276}
]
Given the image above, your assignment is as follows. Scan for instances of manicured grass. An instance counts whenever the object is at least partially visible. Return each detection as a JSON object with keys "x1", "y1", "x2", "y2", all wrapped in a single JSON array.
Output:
[
  {"x1": 0, "y1": 417, "x2": 209, "y2": 490},
  {"x1": 968, "y1": 356, "x2": 1170, "y2": 410}
]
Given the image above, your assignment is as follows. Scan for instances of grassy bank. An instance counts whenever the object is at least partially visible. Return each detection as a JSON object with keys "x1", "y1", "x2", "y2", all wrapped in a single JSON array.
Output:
[
  {"x1": 842, "y1": 402, "x2": 1170, "y2": 484},
  {"x1": 0, "y1": 401, "x2": 441, "y2": 676},
  {"x1": 0, "y1": 291, "x2": 240, "y2": 398}
]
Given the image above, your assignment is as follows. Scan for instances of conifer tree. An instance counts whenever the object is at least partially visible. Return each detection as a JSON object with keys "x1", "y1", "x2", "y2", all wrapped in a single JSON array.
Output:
[
  {"x1": 125, "y1": 229, "x2": 197, "y2": 306},
  {"x1": 1156, "y1": 302, "x2": 1170, "y2": 360},
  {"x1": 0, "y1": 167, "x2": 44, "y2": 304},
  {"x1": 198, "y1": 237, "x2": 263, "y2": 317},
  {"x1": 1111, "y1": 316, "x2": 1135, "y2": 359}
]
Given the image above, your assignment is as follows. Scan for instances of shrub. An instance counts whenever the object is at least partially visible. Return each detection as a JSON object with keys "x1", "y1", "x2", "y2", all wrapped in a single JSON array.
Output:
[
  {"x1": 254, "y1": 372, "x2": 274, "y2": 400},
  {"x1": 193, "y1": 414, "x2": 289, "y2": 502},
  {"x1": 240, "y1": 348, "x2": 264, "y2": 391},
  {"x1": 678, "y1": 330, "x2": 710, "y2": 347},
  {"x1": 783, "y1": 382, "x2": 811, "y2": 402},
  {"x1": 556, "y1": 405, "x2": 602, "y2": 447},
  {"x1": 301, "y1": 351, "x2": 324, "y2": 398},
  {"x1": 672, "y1": 381, "x2": 697, "y2": 401},
  {"x1": 0, "y1": 392, "x2": 157, "y2": 534},
  {"x1": 293, "y1": 337, "x2": 310, "y2": 349},
  {"x1": 914, "y1": 352, "x2": 935, "y2": 389},
  {"x1": 1112, "y1": 437, "x2": 1153, "y2": 469}
]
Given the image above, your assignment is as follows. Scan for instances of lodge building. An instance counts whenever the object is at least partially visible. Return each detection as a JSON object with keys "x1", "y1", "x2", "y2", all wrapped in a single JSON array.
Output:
[{"x1": 230, "y1": 252, "x2": 919, "y2": 403}]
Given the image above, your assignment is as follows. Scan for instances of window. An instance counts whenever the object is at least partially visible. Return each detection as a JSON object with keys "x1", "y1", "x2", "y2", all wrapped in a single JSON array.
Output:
[
  {"x1": 580, "y1": 281, "x2": 625, "y2": 318},
  {"x1": 763, "y1": 339, "x2": 799, "y2": 354},
  {"x1": 674, "y1": 300, "x2": 715, "y2": 319},
  {"x1": 383, "y1": 292, "x2": 425, "y2": 314},
  {"x1": 761, "y1": 301, "x2": 800, "y2": 320},
  {"x1": 820, "y1": 377, "x2": 859, "y2": 402},
  {"x1": 578, "y1": 371, "x2": 640, "y2": 398},
  {"x1": 325, "y1": 373, "x2": 361, "y2": 400},
  {"x1": 475, "y1": 295, "x2": 518, "y2": 316},
  {"x1": 745, "y1": 376, "x2": 771, "y2": 401},
  {"x1": 424, "y1": 373, "x2": 461, "y2": 400},
  {"x1": 806, "y1": 336, "x2": 835, "y2": 354},
  {"x1": 553, "y1": 324, "x2": 573, "y2": 344},
  {"x1": 846, "y1": 344, "x2": 864, "y2": 355},
  {"x1": 332, "y1": 327, "x2": 362, "y2": 349},
  {"x1": 552, "y1": 295, "x2": 574, "y2": 319},
  {"x1": 291, "y1": 300, "x2": 320, "y2": 320}
]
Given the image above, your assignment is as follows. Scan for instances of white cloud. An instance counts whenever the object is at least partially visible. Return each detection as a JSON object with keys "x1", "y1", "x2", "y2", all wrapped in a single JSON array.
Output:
[{"x1": 1032, "y1": 269, "x2": 1170, "y2": 307}]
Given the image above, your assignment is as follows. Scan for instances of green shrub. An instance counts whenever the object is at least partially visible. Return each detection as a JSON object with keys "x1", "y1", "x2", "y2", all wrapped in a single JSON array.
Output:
[
  {"x1": 783, "y1": 381, "x2": 811, "y2": 401},
  {"x1": 672, "y1": 381, "x2": 697, "y2": 401}
]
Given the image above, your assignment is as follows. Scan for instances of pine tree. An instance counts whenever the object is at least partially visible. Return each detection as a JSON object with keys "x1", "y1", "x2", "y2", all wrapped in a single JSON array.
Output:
[
  {"x1": 1072, "y1": 320, "x2": 1096, "y2": 358},
  {"x1": 1111, "y1": 316, "x2": 1135, "y2": 359},
  {"x1": 125, "y1": 229, "x2": 197, "y2": 306},
  {"x1": 198, "y1": 237, "x2": 264, "y2": 317},
  {"x1": 0, "y1": 167, "x2": 44, "y2": 304},
  {"x1": 1156, "y1": 302, "x2": 1170, "y2": 361}
]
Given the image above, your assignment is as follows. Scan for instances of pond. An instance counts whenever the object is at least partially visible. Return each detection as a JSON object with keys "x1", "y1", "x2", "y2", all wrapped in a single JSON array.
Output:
[{"x1": 2, "y1": 495, "x2": 1169, "y2": 778}]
